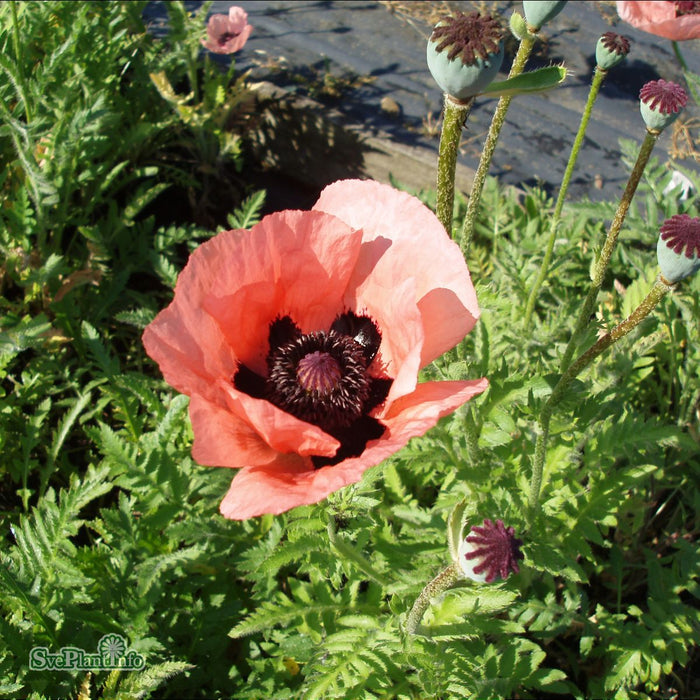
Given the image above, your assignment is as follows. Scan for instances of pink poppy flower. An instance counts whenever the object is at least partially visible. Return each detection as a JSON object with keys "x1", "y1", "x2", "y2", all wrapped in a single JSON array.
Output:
[
  {"x1": 202, "y1": 6, "x2": 253, "y2": 54},
  {"x1": 616, "y1": 1, "x2": 700, "y2": 41},
  {"x1": 142, "y1": 180, "x2": 487, "y2": 520}
]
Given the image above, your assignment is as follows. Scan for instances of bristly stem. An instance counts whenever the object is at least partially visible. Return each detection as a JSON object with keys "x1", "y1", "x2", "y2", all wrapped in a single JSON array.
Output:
[
  {"x1": 527, "y1": 275, "x2": 674, "y2": 521},
  {"x1": 559, "y1": 129, "x2": 659, "y2": 372},
  {"x1": 9, "y1": 2, "x2": 32, "y2": 124},
  {"x1": 461, "y1": 33, "x2": 537, "y2": 253},
  {"x1": 671, "y1": 41, "x2": 700, "y2": 104},
  {"x1": 523, "y1": 66, "x2": 608, "y2": 330},
  {"x1": 405, "y1": 562, "x2": 462, "y2": 635},
  {"x1": 436, "y1": 96, "x2": 475, "y2": 236}
]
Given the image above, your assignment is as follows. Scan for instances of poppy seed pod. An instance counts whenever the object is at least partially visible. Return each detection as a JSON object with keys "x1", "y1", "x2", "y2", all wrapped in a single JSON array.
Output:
[
  {"x1": 639, "y1": 79, "x2": 688, "y2": 131},
  {"x1": 522, "y1": 1, "x2": 568, "y2": 31},
  {"x1": 457, "y1": 519, "x2": 524, "y2": 583},
  {"x1": 426, "y1": 11, "x2": 504, "y2": 100},
  {"x1": 595, "y1": 32, "x2": 631, "y2": 70},
  {"x1": 657, "y1": 214, "x2": 700, "y2": 283}
]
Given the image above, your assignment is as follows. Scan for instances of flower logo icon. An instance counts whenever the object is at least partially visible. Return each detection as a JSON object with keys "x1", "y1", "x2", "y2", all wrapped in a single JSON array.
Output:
[{"x1": 97, "y1": 634, "x2": 127, "y2": 666}]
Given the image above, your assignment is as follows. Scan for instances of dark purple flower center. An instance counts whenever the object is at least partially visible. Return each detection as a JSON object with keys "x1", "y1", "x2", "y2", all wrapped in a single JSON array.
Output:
[
  {"x1": 233, "y1": 311, "x2": 393, "y2": 469},
  {"x1": 660, "y1": 214, "x2": 700, "y2": 259},
  {"x1": 464, "y1": 518, "x2": 524, "y2": 583},
  {"x1": 218, "y1": 31, "x2": 239, "y2": 45},
  {"x1": 430, "y1": 12, "x2": 503, "y2": 65},
  {"x1": 600, "y1": 31, "x2": 631, "y2": 56},
  {"x1": 267, "y1": 330, "x2": 373, "y2": 429},
  {"x1": 639, "y1": 79, "x2": 688, "y2": 114},
  {"x1": 675, "y1": 1, "x2": 700, "y2": 17}
]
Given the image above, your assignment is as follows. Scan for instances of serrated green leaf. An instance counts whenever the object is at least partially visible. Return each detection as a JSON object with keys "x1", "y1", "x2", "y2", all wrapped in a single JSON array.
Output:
[
  {"x1": 481, "y1": 66, "x2": 567, "y2": 97},
  {"x1": 425, "y1": 586, "x2": 520, "y2": 627}
]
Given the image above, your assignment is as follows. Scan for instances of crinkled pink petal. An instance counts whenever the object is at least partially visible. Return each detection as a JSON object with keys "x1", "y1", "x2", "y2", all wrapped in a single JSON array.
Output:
[
  {"x1": 314, "y1": 179, "x2": 480, "y2": 368},
  {"x1": 206, "y1": 13, "x2": 231, "y2": 36},
  {"x1": 352, "y1": 275, "x2": 424, "y2": 403},
  {"x1": 190, "y1": 388, "x2": 337, "y2": 469},
  {"x1": 189, "y1": 393, "x2": 281, "y2": 468},
  {"x1": 216, "y1": 379, "x2": 339, "y2": 458},
  {"x1": 143, "y1": 210, "x2": 363, "y2": 387},
  {"x1": 228, "y1": 6, "x2": 249, "y2": 31},
  {"x1": 616, "y1": 1, "x2": 700, "y2": 40},
  {"x1": 222, "y1": 22, "x2": 253, "y2": 53},
  {"x1": 203, "y1": 210, "x2": 364, "y2": 374},
  {"x1": 219, "y1": 378, "x2": 488, "y2": 519},
  {"x1": 142, "y1": 285, "x2": 236, "y2": 402}
]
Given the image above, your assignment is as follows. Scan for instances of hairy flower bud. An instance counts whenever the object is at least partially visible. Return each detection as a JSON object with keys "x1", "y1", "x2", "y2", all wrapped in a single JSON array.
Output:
[
  {"x1": 523, "y1": 1, "x2": 568, "y2": 32},
  {"x1": 657, "y1": 214, "x2": 700, "y2": 283},
  {"x1": 595, "y1": 32, "x2": 631, "y2": 70},
  {"x1": 639, "y1": 79, "x2": 688, "y2": 131},
  {"x1": 427, "y1": 12, "x2": 504, "y2": 100},
  {"x1": 457, "y1": 519, "x2": 524, "y2": 583}
]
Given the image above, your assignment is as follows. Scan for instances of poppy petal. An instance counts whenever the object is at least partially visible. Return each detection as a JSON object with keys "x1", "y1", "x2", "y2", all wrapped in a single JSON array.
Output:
[
  {"x1": 218, "y1": 378, "x2": 488, "y2": 519},
  {"x1": 142, "y1": 290, "x2": 236, "y2": 401},
  {"x1": 616, "y1": 1, "x2": 700, "y2": 40},
  {"x1": 189, "y1": 393, "x2": 282, "y2": 468},
  {"x1": 218, "y1": 379, "x2": 340, "y2": 457},
  {"x1": 202, "y1": 210, "x2": 364, "y2": 372},
  {"x1": 313, "y1": 179, "x2": 480, "y2": 367},
  {"x1": 190, "y1": 383, "x2": 339, "y2": 468},
  {"x1": 223, "y1": 23, "x2": 253, "y2": 53},
  {"x1": 227, "y1": 6, "x2": 249, "y2": 31},
  {"x1": 352, "y1": 275, "x2": 424, "y2": 403}
]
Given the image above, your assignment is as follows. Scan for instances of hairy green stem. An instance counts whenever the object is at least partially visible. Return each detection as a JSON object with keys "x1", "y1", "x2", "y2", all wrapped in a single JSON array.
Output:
[
  {"x1": 461, "y1": 33, "x2": 536, "y2": 252},
  {"x1": 528, "y1": 276, "x2": 674, "y2": 520},
  {"x1": 672, "y1": 41, "x2": 700, "y2": 104},
  {"x1": 560, "y1": 129, "x2": 659, "y2": 371},
  {"x1": 523, "y1": 66, "x2": 608, "y2": 330},
  {"x1": 436, "y1": 96, "x2": 474, "y2": 235},
  {"x1": 405, "y1": 562, "x2": 462, "y2": 635},
  {"x1": 9, "y1": 2, "x2": 32, "y2": 123}
]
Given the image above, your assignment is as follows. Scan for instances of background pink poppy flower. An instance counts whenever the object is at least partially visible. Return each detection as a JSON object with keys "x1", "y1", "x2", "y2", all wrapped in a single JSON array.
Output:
[
  {"x1": 616, "y1": 1, "x2": 700, "y2": 40},
  {"x1": 143, "y1": 179, "x2": 487, "y2": 520},
  {"x1": 202, "y1": 6, "x2": 253, "y2": 54}
]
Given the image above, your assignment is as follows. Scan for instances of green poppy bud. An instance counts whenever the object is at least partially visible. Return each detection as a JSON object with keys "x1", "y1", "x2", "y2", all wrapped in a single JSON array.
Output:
[
  {"x1": 657, "y1": 214, "x2": 700, "y2": 283},
  {"x1": 595, "y1": 32, "x2": 631, "y2": 70},
  {"x1": 427, "y1": 11, "x2": 505, "y2": 101},
  {"x1": 509, "y1": 11, "x2": 529, "y2": 41},
  {"x1": 639, "y1": 79, "x2": 688, "y2": 131},
  {"x1": 522, "y1": 1, "x2": 568, "y2": 32}
]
